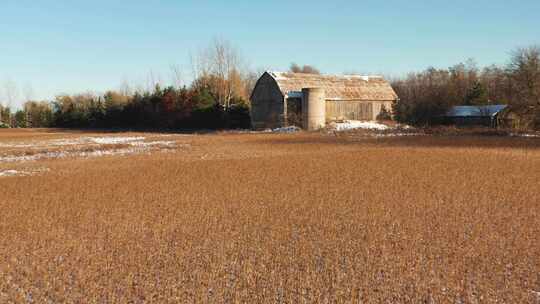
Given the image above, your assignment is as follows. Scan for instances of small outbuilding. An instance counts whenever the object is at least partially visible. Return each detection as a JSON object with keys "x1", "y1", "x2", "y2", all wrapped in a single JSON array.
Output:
[
  {"x1": 497, "y1": 105, "x2": 539, "y2": 130},
  {"x1": 250, "y1": 72, "x2": 398, "y2": 130},
  {"x1": 442, "y1": 105, "x2": 508, "y2": 128}
]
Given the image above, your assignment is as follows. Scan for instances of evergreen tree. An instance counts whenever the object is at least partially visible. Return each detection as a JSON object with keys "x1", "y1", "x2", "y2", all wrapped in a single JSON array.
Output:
[
  {"x1": 377, "y1": 105, "x2": 392, "y2": 121},
  {"x1": 14, "y1": 110, "x2": 27, "y2": 128},
  {"x1": 465, "y1": 81, "x2": 489, "y2": 105}
]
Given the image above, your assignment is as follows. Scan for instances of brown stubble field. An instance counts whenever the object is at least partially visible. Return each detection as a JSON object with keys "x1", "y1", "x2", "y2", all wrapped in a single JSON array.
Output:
[{"x1": 0, "y1": 129, "x2": 539, "y2": 303}]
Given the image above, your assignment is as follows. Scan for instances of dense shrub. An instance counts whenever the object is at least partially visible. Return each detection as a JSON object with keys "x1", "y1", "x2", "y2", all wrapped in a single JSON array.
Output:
[
  {"x1": 48, "y1": 86, "x2": 251, "y2": 130},
  {"x1": 376, "y1": 105, "x2": 392, "y2": 121},
  {"x1": 392, "y1": 46, "x2": 540, "y2": 128}
]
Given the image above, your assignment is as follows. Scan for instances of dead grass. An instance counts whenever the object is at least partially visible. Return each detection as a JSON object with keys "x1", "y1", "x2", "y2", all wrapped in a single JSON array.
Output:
[{"x1": 0, "y1": 129, "x2": 539, "y2": 303}]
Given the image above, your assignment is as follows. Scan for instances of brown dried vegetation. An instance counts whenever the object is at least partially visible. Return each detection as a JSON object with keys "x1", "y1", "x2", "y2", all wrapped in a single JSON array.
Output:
[{"x1": 1, "y1": 129, "x2": 539, "y2": 303}]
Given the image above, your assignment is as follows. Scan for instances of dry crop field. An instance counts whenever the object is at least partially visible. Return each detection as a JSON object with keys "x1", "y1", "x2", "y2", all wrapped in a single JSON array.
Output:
[{"x1": 1, "y1": 128, "x2": 539, "y2": 303}]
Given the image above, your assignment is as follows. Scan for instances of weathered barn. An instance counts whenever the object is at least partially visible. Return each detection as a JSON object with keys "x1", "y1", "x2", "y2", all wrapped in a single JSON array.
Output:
[
  {"x1": 442, "y1": 105, "x2": 508, "y2": 128},
  {"x1": 250, "y1": 72, "x2": 398, "y2": 130},
  {"x1": 497, "y1": 105, "x2": 538, "y2": 130}
]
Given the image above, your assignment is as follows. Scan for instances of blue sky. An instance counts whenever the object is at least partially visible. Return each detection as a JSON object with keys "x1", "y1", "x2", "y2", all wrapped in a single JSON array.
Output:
[{"x1": 1, "y1": 0, "x2": 539, "y2": 107}]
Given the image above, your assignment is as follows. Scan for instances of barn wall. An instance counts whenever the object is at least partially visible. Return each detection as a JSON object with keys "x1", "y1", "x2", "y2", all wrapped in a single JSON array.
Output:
[
  {"x1": 324, "y1": 100, "x2": 395, "y2": 122},
  {"x1": 250, "y1": 74, "x2": 285, "y2": 129},
  {"x1": 326, "y1": 100, "x2": 373, "y2": 121}
]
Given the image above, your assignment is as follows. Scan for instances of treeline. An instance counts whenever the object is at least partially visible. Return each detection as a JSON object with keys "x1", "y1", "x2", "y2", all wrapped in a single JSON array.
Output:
[
  {"x1": 392, "y1": 46, "x2": 540, "y2": 128},
  {"x1": 0, "y1": 39, "x2": 254, "y2": 130},
  {"x1": 1, "y1": 86, "x2": 250, "y2": 129}
]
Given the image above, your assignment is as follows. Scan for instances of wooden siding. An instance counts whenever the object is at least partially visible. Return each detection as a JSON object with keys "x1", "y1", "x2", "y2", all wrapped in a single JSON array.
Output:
[{"x1": 326, "y1": 101, "x2": 373, "y2": 121}]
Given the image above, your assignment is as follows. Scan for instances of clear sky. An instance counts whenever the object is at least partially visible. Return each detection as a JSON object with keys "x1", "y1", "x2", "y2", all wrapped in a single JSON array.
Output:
[{"x1": 1, "y1": 0, "x2": 539, "y2": 107}]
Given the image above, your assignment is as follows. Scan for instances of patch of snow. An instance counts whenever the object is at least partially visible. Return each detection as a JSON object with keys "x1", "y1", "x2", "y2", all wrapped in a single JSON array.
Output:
[
  {"x1": 0, "y1": 151, "x2": 69, "y2": 162},
  {"x1": 0, "y1": 143, "x2": 36, "y2": 148},
  {"x1": 0, "y1": 148, "x2": 147, "y2": 163},
  {"x1": 269, "y1": 71, "x2": 287, "y2": 80},
  {"x1": 0, "y1": 170, "x2": 22, "y2": 177},
  {"x1": 341, "y1": 75, "x2": 383, "y2": 81},
  {"x1": 0, "y1": 167, "x2": 49, "y2": 177},
  {"x1": 1, "y1": 138, "x2": 89, "y2": 148},
  {"x1": 129, "y1": 140, "x2": 176, "y2": 147},
  {"x1": 270, "y1": 126, "x2": 301, "y2": 133},
  {"x1": 47, "y1": 138, "x2": 82, "y2": 146},
  {"x1": 0, "y1": 136, "x2": 182, "y2": 149},
  {"x1": 511, "y1": 133, "x2": 540, "y2": 138},
  {"x1": 0, "y1": 140, "x2": 181, "y2": 163},
  {"x1": 374, "y1": 133, "x2": 423, "y2": 138},
  {"x1": 359, "y1": 76, "x2": 370, "y2": 81},
  {"x1": 331, "y1": 120, "x2": 390, "y2": 131},
  {"x1": 78, "y1": 147, "x2": 149, "y2": 158},
  {"x1": 1, "y1": 136, "x2": 179, "y2": 150},
  {"x1": 88, "y1": 136, "x2": 145, "y2": 144},
  {"x1": 396, "y1": 124, "x2": 415, "y2": 130}
]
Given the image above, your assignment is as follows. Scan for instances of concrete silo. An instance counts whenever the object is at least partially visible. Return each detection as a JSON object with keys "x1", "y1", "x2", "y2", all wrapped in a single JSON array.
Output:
[{"x1": 301, "y1": 88, "x2": 326, "y2": 131}]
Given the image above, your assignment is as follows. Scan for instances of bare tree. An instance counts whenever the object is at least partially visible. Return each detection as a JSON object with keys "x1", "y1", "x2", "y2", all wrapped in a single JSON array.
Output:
[
  {"x1": 290, "y1": 63, "x2": 320, "y2": 74},
  {"x1": 3, "y1": 78, "x2": 18, "y2": 108},
  {"x1": 192, "y1": 38, "x2": 247, "y2": 109},
  {"x1": 119, "y1": 77, "x2": 132, "y2": 96},
  {"x1": 146, "y1": 70, "x2": 163, "y2": 92},
  {"x1": 481, "y1": 64, "x2": 512, "y2": 103},
  {"x1": 508, "y1": 46, "x2": 540, "y2": 106},
  {"x1": 23, "y1": 82, "x2": 35, "y2": 102},
  {"x1": 169, "y1": 64, "x2": 184, "y2": 89},
  {"x1": 245, "y1": 69, "x2": 264, "y2": 99},
  {"x1": 343, "y1": 70, "x2": 366, "y2": 75},
  {"x1": 212, "y1": 38, "x2": 240, "y2": 108}
]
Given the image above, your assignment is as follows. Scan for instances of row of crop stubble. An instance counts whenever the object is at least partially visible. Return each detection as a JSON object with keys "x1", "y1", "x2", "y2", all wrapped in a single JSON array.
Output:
[{"x1": 1, "y1": 131, "x2": 539, "y2": 302}]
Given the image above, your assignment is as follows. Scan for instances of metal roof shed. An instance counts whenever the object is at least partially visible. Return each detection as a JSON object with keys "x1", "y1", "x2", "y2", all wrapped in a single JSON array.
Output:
[{"x1": 443, "y1": 105, "x2": 508, "y2": 127}]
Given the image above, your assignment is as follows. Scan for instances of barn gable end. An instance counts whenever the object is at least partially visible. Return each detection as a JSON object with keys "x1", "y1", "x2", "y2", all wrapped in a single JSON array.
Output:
[{"x1": 250, "y1": 72, "x2": 286, "y2": 129}]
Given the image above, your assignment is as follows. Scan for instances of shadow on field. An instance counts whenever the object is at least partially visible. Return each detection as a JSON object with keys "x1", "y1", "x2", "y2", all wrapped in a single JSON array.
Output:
[{"x1": 255, "y1": 133, "x2": 540, "y2": 150}]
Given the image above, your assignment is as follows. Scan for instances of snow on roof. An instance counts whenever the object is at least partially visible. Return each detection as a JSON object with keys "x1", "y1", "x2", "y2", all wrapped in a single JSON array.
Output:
[
  {"x1": 267, "y1": 71, "x2": 397, "y2": 101},
  {"x1": 445, "y1": 105, "x2": 508, "y2": 117}
]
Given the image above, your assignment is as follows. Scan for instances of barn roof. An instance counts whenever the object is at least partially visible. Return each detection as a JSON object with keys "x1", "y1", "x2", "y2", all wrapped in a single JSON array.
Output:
[
  {"x1": 266, "y1": 71, "x2": 398, "y2": 101},
  {"x1": 445, "y1": 105, "x2": 508, "y2": 117}
]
